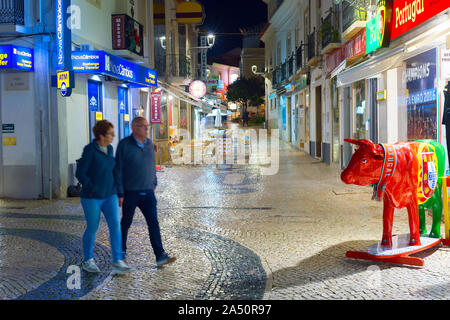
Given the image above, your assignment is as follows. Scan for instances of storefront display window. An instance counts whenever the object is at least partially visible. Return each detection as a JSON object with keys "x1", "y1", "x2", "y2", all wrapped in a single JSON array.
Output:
[
  {"x1": 331, "y1": 79, "x2": 340, "y2": 163},
  {"x1": 156, "y1": 98, "x2": 168, "y2": 140},
  {"x1": 406, "y1": 48, "x2": 437, "y2": 141},
  {"x1": 354, "y1": 80, "x2": 366, "y2": 140}
]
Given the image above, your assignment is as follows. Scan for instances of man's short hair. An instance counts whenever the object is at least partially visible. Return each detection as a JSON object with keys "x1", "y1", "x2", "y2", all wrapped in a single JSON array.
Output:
[
  {"x1": 93, "y1": 120, "x2": 114, "y2": 140},
  {"x1": 132, "y1": 117, "x2": 147, "y2": 127}
]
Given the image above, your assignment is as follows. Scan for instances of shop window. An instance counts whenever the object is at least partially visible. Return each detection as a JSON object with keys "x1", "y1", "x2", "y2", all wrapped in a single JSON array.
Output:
[{"x1": 354, "y1": 80, "x2": 366, "y2": 140}]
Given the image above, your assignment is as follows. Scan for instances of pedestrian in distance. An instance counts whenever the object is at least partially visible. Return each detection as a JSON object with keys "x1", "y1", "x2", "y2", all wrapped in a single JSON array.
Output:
[
  {"x1": 243, "y1": 111, "x2": 249, "y2": 127},
  {"x1": 115, "y1": 117, "x2": 176, "y2": 267},
  {"x1": 75, "y1": 120, "x2": 134, "y2": 275}
]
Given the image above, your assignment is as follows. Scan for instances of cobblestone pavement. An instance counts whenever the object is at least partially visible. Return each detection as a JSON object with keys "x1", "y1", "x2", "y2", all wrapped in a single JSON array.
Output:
[{"x1": 1, "y1": 128, "x2": 450, "y2": 300}]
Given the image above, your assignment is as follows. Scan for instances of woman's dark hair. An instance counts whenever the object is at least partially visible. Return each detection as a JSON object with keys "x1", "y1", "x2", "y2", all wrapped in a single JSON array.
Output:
[{"x1": 93, "y1": 120, "x2": 114, "y2": 140}]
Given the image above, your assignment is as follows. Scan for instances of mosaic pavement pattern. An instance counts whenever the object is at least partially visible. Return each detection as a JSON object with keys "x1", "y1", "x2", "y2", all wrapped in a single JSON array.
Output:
[{"x1": 1, "y1": 137, "x2": 450, "y2": 300}]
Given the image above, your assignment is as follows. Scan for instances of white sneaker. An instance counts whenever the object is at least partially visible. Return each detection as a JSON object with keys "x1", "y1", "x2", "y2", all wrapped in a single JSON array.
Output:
[
  {"x1": 112, "y1": 260, "x2": 134, "y2": 275},
  {"x1": 82, "y1": 258, "x2": 101, "y2": 273}
]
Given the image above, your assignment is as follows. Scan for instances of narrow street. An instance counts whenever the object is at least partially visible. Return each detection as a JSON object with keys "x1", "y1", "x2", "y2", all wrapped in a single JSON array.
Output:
[{"x1": 1, "y1": 131, "x2": 450, "y2": 300}]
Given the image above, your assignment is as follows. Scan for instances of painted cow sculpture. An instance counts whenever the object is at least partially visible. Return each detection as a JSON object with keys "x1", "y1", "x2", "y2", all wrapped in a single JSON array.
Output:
[{"x1": 341, "y1": 139, "x2": 444, "y2": 247}]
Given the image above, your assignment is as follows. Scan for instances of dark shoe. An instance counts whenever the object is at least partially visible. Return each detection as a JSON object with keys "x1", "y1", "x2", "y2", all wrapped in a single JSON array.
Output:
[{"x1": 156, "y1": 253, "x2": 176, "y2": 267}]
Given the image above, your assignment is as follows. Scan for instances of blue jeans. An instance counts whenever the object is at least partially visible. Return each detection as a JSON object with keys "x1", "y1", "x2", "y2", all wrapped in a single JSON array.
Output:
[
  {"x1": 81, "y1": 194, "x2": 123, "y2": 263},
  {"x1": 121, "y1": 190, "x2": 165, "y2": 260}
]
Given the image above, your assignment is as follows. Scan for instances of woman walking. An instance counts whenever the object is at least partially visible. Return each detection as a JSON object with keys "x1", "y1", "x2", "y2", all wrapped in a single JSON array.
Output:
[{"x1": 76, "y1": 120, "x2": 133, "y2": 275}]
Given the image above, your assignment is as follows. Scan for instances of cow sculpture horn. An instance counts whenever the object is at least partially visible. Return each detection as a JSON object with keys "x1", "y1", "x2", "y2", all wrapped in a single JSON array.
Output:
[{"x1": 344, "y1": 139, "x2": 375, "y2": 149}]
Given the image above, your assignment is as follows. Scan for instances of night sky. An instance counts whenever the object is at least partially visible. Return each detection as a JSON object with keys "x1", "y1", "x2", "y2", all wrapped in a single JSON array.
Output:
[{"x1": 196, "y1": 0, "x2": 268, "y2": 57}]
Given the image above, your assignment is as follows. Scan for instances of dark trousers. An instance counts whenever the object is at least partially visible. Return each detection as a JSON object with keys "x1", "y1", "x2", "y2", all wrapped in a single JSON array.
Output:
[{"x1": 121, "y1": 190, "x2": 165, "y2": 259}]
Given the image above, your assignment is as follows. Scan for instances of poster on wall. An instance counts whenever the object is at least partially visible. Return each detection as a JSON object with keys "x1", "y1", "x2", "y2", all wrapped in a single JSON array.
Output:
[
  {"x1": 180, "y1": 101, "x2": 188, "y2": 129},
  {"x1": 155, "y1": 102, "x2": 168, "y2": 140},
  {"x1": 406, "y1": 48, "x2": 437, "y2": 141}
]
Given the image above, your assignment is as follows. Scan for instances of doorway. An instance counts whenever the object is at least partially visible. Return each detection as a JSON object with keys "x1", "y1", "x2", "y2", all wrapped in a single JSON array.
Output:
[
  {"x1": 315, "y1": 86, "x2": 322, "y2": 158},
  {"x1": 331, "y1": 79, "x2": 340, "y2": 164},
  {"x1": 287, "y1": 96, "x2": 292, "y2": 142},
  {"x1": 343, "y1": 86, "x2": 352, "y2": 169}
]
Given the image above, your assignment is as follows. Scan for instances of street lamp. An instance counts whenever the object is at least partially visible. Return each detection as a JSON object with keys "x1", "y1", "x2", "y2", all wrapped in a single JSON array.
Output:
[
  {"x1": 160, "y1": 36, "x2": 167, "y2": 50},
  {"x1": 252, "y1": 65, "x2": 265, "y2": 76}
]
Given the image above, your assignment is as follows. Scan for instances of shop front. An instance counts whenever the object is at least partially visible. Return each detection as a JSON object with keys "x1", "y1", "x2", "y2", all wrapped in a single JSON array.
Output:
[
  {"x1": 0, "y1": 43, "x2": 38, "y2": 198},
  {"x1": 63, "y1": 50, "x2": 157, "y2": 183},
  {"x1": 286, "y1": 74, "x2": 309, "y2": 150}
]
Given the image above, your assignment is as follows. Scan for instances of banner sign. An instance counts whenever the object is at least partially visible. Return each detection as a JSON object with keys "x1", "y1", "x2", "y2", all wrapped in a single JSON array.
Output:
[
  {"x1": 406, "y1": 48, "x2": 437, "y2": 140},
  {"x1": 88, "y1": 81, "x2": 100, "y2": 112},
  {"x1": 0, "y1": 45, "x2": 34, "y2": 71},
  {"x1": 56, "y1": 0, "x2": 72, "y2": 70},
  {"x1": 150, "y1": 92, "x2": 162, "y2": 124},
  {"x1": 326, "y1": 29, "x2": 366, "y2": 74},
  {"x1": 111, "y1": 14, "x2": 144, "y2": 56},
  {"x1": 72, "y1": 51, "x2": 157, "y2": 87},
  {"x1": 118, "y1": 86, "x2": 128, "y2": 114},
  {"x1": 366, "y1": 0, "x2": 393, "y2": 54},
  {"x1": 391, "y1": 0, "x2": 450, "y2": 40}
]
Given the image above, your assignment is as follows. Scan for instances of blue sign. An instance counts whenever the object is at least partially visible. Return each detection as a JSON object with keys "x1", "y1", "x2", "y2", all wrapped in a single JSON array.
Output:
[
  {"x1": 72, "y1": 50, "x2": 157, "y2": 87},
  {"x1": 118, "y1": 87, "x2": 128, "y2": 114},
  {"x1": 56, "y1": 0, "x2": 72, "y2": 70},
  {"x1": 0, "y1": 45, "x2": 34, "y2": 71},
  {"x1": 88, "y1": 81, "x2": 100, "y2": 112}
]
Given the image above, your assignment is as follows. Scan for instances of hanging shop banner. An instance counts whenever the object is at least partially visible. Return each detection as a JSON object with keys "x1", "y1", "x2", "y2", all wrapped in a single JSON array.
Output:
[
  {"x1": 88, "y1": 81, "x2": 100, "y2": 112},
  {"x1": 189, "y1": 80, "x2": 207, "y2": 98},
  {"x1": 406, "y1": 48, "x2": 437, "y2": 141},
  {"x1": 176, "y1": 1, "x2": 205, "y2": 24},
  {"x1": 111, "y1": 14, "x2": 144, "y2": 57},
  {"x1": 56, "y1": 0, "x2": 72, "y2": 70},
  {"x1": 366, "y1": 0, "x2": 393, "y2": 54},
  {"x1": 71, "y1": 51, "x2": 157, "y2": 87},
  {"x1": 150, "y1": 92, "x2": 162, "y2": 124},
  {"x1": 118, "y1": 87, "x2": 128, "y2": 114},
  {"x1": 326, "y1": 29, "x2": 366, "y2": 74},
  {"x1": 0, "y1": 45, "x2": 34, "y2": 71},
  {"x1": 391, "y1": 0, "x2": 450, "y2": 40}
]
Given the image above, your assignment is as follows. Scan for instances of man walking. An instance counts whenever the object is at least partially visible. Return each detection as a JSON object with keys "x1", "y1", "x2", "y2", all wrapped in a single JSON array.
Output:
[{"x1": 115, "y1": 117, "x2": 176, "y2": 267}]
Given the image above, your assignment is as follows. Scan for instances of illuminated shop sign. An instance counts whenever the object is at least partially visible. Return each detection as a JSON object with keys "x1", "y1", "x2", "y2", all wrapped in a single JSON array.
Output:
[
  {"x1": 391, "y1": 0, "x2": 450, "y2": 40},
  {"x1": 71, "y1": 51, "x2": 157, "y2": 87},
  {"x1": 56, "y1": 0, "x2": 72, "y2": 70},
  {"x1": 0, "y1": 45, "x2": 34, "y2": 71},
  {"x1": 366, "y1": 0, "x2": 393, "y2": 54}
]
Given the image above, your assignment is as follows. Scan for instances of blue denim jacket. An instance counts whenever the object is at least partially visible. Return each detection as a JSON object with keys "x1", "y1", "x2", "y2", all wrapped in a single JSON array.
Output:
[{"x1": 75, "y1": 141, "x2": 117, "y2": 199}]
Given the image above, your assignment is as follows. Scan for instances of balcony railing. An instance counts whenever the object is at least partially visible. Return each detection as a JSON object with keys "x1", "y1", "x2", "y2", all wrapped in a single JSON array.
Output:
[
  {"x1": 288, "y1": 55, "x2": 295, "y2": 77},
  {"x1": 321, "y1": 13, "x2": 341, "y2": 49},
  {"x1": 307, "y1": 29, "x2": 320, "y2": 61},
  {"x1": 155, "y1": 54, "x2": 191, "y2": 78},
  {"x1": 296, "y1": 43, "x2": 304, "y2": 71},
  {"x1": 0, "y1": 0, "x2": 25, "y2": 25},
  {"x1": 342, "y1": 0, "x2": 367, "y2": 32}
]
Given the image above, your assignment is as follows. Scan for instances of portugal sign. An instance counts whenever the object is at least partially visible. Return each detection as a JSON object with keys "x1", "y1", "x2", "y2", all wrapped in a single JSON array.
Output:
[{"x1": 366, "y1": 0, "x2": 393, "y2": 54}]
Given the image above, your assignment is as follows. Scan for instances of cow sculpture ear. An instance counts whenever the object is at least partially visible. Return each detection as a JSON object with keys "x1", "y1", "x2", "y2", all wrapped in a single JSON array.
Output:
[{"x1": 372, "y1": 144, "x2": 384, "y2": 161}]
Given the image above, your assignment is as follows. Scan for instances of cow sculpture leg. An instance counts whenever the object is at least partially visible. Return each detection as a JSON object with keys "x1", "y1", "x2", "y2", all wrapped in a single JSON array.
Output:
[
  {"x1": 429, "y1": 186, "x2": 442, "y2": 238},
  {"x1": 407, "y1": 199, "x2": 422, "y2": 246},
  {"x1": 419, "y1": 185, "x2": 442, "y2": 239},
  {"x1": 381, "y1": 197, "x2": 394, "y2": 247}
]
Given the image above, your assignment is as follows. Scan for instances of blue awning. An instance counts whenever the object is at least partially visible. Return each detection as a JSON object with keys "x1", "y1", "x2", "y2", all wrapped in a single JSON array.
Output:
[{"x1": 71, "y1": 50, "x2": 157, "y2": 87}]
